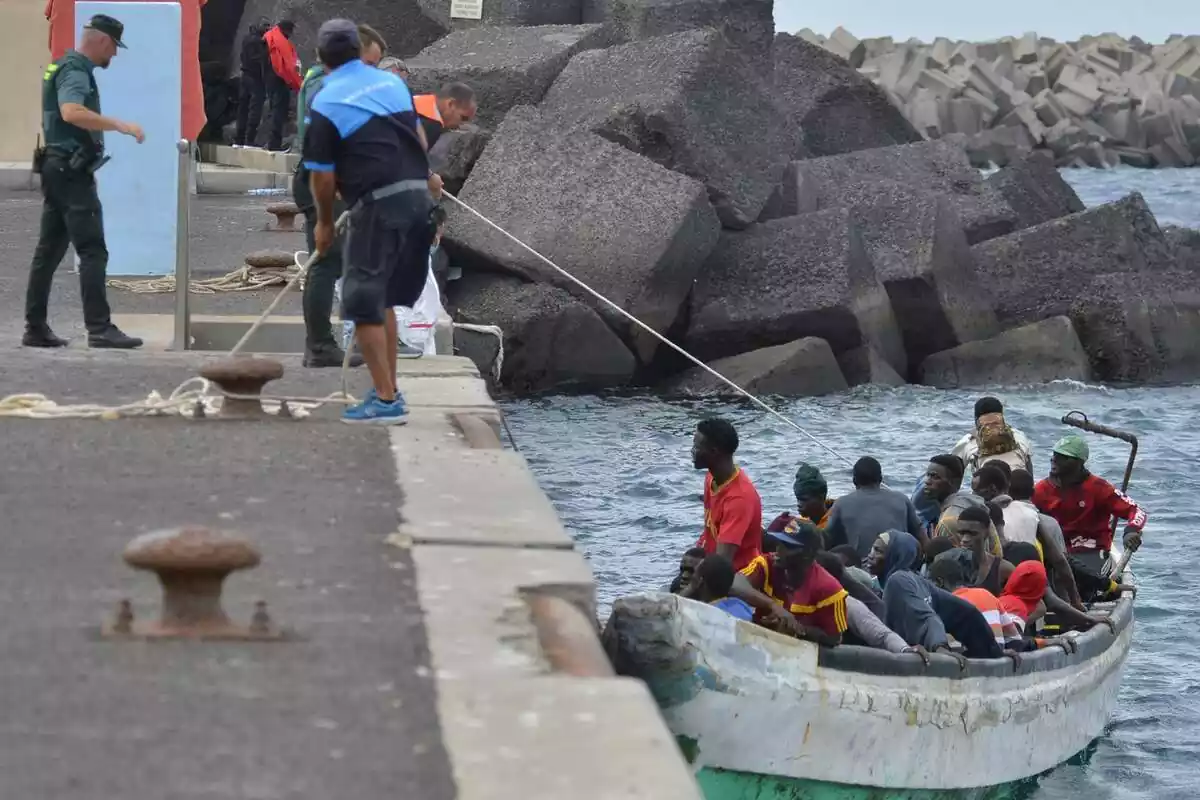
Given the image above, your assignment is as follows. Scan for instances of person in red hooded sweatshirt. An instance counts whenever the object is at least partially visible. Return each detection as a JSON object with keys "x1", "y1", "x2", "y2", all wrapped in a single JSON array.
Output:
[{"x1": 263, "y1": 19, "x2": 301, "y2": 151}]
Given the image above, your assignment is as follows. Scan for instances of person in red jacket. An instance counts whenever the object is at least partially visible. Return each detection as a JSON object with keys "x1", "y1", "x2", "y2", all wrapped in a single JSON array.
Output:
[
  {"x1": 263, "y1": 19, "x2": 301, "y2": 151},
  {"x1": 1033, "y1": 434, "x2": 1146, "y2": 571}
]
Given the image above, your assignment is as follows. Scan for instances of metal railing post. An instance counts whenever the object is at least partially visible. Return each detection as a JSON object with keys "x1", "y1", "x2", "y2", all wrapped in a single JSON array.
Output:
[{"x1": 172, "y1": 139, "x2": 192, "y2": 350}]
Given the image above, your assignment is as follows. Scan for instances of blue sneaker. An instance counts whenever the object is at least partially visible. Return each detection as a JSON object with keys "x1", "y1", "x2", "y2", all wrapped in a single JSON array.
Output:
[
  {"x1": 342, "y1": 395, "x2": 409, "y2": 425},
  {"x1": 363, "y1": 387, "x2": 404, "y2": 406}
]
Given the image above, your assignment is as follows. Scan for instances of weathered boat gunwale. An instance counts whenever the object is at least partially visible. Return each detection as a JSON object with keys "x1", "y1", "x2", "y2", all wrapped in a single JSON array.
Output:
[{"x1": 817, "y1": 587, "x2": 1133, "y2": 680}]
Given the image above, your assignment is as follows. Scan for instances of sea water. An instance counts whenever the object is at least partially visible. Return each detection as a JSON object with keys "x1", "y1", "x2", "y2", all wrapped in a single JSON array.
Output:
[{"x1": 501, "y1": 167, "x2": 1200, "y2": 800}]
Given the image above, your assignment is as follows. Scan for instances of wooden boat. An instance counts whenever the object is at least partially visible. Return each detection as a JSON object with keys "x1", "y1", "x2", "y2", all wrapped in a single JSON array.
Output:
[{"x1": 602, "y1": 582, "x2": 1134, "y2": 799}]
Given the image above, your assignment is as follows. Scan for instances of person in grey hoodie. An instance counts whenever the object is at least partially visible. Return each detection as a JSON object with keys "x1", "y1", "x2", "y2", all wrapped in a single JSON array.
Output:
[{"x1": 823, "y1": 457, "x2": 926, "y2": 561}]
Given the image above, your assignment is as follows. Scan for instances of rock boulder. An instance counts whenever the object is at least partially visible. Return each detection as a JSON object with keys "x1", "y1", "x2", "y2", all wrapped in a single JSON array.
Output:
[
  {"x1": 582, "y1": 0, "x2": 776, "y2": 76},
  {"x1": 851, "y1": 187, "x2": 999, "y2": 370},
  {"x1": 984, "y1": 150, "x2": 1086, "y2": 230},
  {"x1": 773, "y1": 32, "x2": 922, "y2": 158},
  {"x1": 444, "y1": 106, "x2": 720, "y2": 363},
  {"x1": 685, "y1": 210, "x2": 907, "y2": 376},
  {"x1": 668, "y1": 338, "x2": 848, "y2": 397},
  {"x1": 406, "y1": 25, "x2": 613, "y2": 129},
  {"x1": 449, "y1": 273, "x2": 637, "y2": 392},
  {"x1": 540, "y1": 28, "x2": 795, "y2": 228},
  {"x1": 792, "y1": 139, "x2": 1018, "y2": 244},
  {"x1": 918, "y1": 317, "x2": 1093, "y2": 388},
  {"x1": 429, "y1": 124, "x2": 491, "y2": 195},
  {"x1": 837, "y1": 346, "x2": 907, "y2": 387}
]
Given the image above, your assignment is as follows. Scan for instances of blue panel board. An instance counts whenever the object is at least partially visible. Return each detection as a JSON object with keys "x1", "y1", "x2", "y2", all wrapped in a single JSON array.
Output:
[{"x1": 77, "y1": 2, "x2": 181, "y2": 277}]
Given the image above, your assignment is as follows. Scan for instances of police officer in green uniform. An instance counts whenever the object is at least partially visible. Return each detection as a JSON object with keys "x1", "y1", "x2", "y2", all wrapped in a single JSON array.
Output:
[{"x1": 24, "y1": 14, "x2": 144, "y2": 349}]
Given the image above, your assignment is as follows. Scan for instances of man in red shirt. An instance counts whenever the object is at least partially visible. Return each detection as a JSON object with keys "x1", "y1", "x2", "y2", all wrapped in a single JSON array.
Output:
[
  {"x1": 263, "y1": 19, "x2": 302, "y2": 151},
  {"x1": 770, "y1": 520, "x2": 847, "y2": 644},
  {"x1": 1033, "y1": 434, "x2": 1146, "y2": 570},
  {"x1": 691, "y1": 417, "x2": 762, "y2": 573}
]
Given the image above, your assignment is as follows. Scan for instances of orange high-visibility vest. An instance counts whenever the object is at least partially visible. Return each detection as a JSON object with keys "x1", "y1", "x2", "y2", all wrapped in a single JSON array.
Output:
[{"x1": 413, "y1": 94, "x2": 442, "y2": 123}]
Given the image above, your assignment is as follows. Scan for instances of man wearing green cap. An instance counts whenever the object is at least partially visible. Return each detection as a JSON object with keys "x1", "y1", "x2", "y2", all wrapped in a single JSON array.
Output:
[
  {"x1": 24, "y1": 14, "x2": 144, "y2": 349},
  {"x1": 1033, "y1": 434, "x2": 1147, "y2": 569}
]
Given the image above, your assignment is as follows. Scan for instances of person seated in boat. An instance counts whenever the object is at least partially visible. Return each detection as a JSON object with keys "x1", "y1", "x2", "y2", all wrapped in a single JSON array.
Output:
[
  {"x1": 971, "y1": 464, "x2": 1010, "y2": 506},
  {"x1": 1006, "y1": 469, "x2": 1086, "y2": 608},
  {"x1": 823, "y1": 456, "x2": 927, "y2": 560},
  {"x1": 683, "y1": 554, "x2": 755, "y2": 621},
  {"x1": 869, "y1": 530, "x2": 1009, "y2": 664},
  {"x1": 816, "y1": 552, "x2": 926, "y2": 657},
  {"x1": 1034, "y1": 434, "x2": 1146, "y2": 574},
  {"x1": 666, "y1": 547, "x2": 707, "y2": 594},
  {"x1": 925, "y1": 455, "x2": 1003, "y2": 556},
  {"x1": 761, "y1": 520, "x2": 848, "y2": 646},
  {"x1": 951, "y1": 396, "x2": 1034, "y2": 475},
  {"x1": 998, "y1": 560, "x2": 1048, "y2": 633},
  {"x1": 690, "y1": 417, "x2": 763, "y2": 573},
  {"x1": 830, "y1": 544, "x2": 879, "y2": 592},
  {"x1": 929, "y1": 551, "x2": 1075, "y2": 655},
  {"x1": 1004, "y1": 541, "x2": 1120, "y2": 634},
  {"x1": 954, "y1": 505, "x2": 1015, "y2": 595},
  {"x1": 766, "y1": 463, "x2": 833, "y2": 536}
]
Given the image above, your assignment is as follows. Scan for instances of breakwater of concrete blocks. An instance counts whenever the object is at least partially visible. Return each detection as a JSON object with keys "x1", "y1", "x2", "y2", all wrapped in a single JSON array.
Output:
[{"x1": 800, "y1": 27, "x2": 1200, "y2": 168}]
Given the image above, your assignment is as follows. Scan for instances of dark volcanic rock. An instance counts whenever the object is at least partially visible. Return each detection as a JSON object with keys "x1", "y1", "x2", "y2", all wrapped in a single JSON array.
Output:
[
  {"x1": 1164, "y1": 225, "x2": 1200, "y2": 275},
  {"x1": 984, "y1": 151, "x2": 1086, "y2": 231},
  {"x1": 774, "y1": 32, "x2": 922, "y2": 158},
  {"x1": 668, "y1": 338, "x2": 848, "y2": 397},
  {"x1": 919, "y1": 317, "x2": 1093, "y2": 389},
  {"x1": 450, "y1": 273, "x2": 636, "y2": 392},
  {"x1": 407, "y1": 25, "x2": 611, "y2": 128},
  {"x1": 971, "y1": 193, "x2": 1195, "y2": 382},
  {"x1": 685, "y1": 210, "x2": 906, "y2": 376},
  {"x1": 445, "y1": 106, "x2": 720, "y2": 363},
  {"x1": 540, "y1": 28, "x2": 795, "y2": 229},
  {"x1": 757, "y1": 162, "x2": 818, "y2": 222},
  {"x1": 428, "y1": 125, "x2": 491, "y2": 195},
  {"x1": 852, "y1": 188, "x2": 999, "y2": 371},
  {"x1": 581, "y1": 0, "x2": 775, "y2": 75},
  {"x1": 792, "y1": 139, "x2": 1018, "y2": 244}
]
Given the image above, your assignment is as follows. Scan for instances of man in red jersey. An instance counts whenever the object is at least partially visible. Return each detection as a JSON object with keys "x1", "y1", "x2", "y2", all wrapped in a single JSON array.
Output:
[
  {"x1": 691, "y1": 417, "x2": 763, "y2": 572},
  {"x1": 1033, "y1": 434, "x2": 1146, "y2": 571}
]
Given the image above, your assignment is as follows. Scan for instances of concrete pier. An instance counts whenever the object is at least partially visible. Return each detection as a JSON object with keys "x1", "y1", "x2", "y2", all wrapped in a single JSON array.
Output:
[{"x1": 0, "y1": 188, "x2": 701, "y2": 797}]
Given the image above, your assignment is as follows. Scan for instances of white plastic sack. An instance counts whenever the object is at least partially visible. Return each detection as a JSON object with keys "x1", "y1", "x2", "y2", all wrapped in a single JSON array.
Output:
[{"x1": 396, "y1": 267, "x2": 444, "y2": 356}]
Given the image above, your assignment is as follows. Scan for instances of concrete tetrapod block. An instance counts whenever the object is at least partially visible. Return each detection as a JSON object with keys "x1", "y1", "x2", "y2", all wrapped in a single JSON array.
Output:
[
  {"x1": 406, "y1": 25, "x2": 612, "y2": 129},
  {"x1": 582, "y1": 0, "x2": 777, "y2": 76},
  {"x1": 685, "y1": 210, "x2": 907, "y2": 377},
  {"x1": 449, "y1": 272, "x2": 637, "y2": 393},
  {"x1": 773, "y1": 32, "x2": 922, "y2": 158},
  {"x1": 918, "y1": 317, "x2": 1093, "y2": 388},
  {"x1": 541, "y1": 29, "x2": 794, "y2": 229},
  {"x1": 445, "y1": 106, "x2": 720, "y2": 364},
  {"x1": 428, "y1": 125, "x2": 491, "y2": 196},
  {"x1": 667, "y1": 338, "x2": 849, "y2": 397},
  {"x1": 836, "y1": 345, "x2": 907, "y2": 387},
  {"x1": 757, "y1": 161, "x2": 820, "y2": 222},
  {"x1": 850, "y1": 187, "x2": 1000, "y2": 370},
  {"x1": 984, "y1": 150, "x2": 1086, "y2": 230},
  {"x1": 791, "y1": 139, "x2": 1018, "y2": 244}
]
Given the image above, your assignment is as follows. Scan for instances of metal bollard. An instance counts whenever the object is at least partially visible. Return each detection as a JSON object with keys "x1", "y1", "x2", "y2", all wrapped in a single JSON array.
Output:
[{"x1": 172, "y1": 139, "x2": 192, "y2": 351}]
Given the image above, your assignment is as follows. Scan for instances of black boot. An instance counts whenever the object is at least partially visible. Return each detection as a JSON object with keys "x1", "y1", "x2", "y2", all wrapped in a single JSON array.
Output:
[
  {"x1": 303, "y1": 343, "x2": 364, "y2": 368},
  {"x1": 22, "y1": 325, "x2": 69, "y2": 348},
  {"x1": 88, "y1": 326, "x2": 143, "y2": 349}
]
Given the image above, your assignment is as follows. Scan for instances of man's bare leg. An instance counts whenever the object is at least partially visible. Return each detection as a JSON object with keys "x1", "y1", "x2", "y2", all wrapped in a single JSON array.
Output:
[
  {"x1": 385, "y1": 307, "x2": 399, "y2": 395},
  {"x1": 354, "y1": 323, "x2": 396, "y2": 402}
]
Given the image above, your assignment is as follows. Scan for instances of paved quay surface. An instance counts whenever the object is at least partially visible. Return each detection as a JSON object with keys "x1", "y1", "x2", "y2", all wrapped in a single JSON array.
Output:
[
  {"x1": 0, "y1": 347, "x2": 700, "y2": 799},
  {"x1": 0, "y1": 188, "x2": 702, "y2": 798}
]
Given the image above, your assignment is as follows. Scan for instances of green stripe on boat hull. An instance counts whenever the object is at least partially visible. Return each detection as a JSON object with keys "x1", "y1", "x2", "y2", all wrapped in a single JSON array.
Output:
[{"x1": 694, "y1": 767, "x2": 1037, "y2": 800}]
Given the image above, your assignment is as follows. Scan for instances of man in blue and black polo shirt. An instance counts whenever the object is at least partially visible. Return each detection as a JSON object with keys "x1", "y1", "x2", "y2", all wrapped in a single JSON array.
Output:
[{"x1": 303, "y1": 18, "x2": 438, "y2": 425}]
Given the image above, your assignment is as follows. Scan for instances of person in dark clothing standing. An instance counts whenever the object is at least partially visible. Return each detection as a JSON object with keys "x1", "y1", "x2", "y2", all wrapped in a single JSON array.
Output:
[
  {"x1": 263, "y1": 19, "x2": 301, "y2": 151},
  {"x1": 293, "y1": 23, "x2": 386, "y2": 367},
  {"x1": 233, "y1": 18, "x2": 270, "y2": 148},
  {"x1": 25, "y1": 14, "x2": 143, "y2": 349}
]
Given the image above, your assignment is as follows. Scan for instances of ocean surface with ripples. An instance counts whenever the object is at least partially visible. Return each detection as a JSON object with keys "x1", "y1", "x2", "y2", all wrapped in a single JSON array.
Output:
[{"x1": 499, "y1": 168, "x2": 1200, "y2": 799}]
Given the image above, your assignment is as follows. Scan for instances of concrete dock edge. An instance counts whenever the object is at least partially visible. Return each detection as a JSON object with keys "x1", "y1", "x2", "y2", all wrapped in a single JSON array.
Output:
[{"x1": 390, "y1": 360, "x2": 704, "y2": 799}]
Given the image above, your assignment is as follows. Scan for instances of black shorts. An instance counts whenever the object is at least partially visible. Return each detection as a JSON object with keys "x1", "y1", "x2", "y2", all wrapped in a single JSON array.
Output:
[{"x1": 340, "y1": 190, "x2": 435, "y2": 325}]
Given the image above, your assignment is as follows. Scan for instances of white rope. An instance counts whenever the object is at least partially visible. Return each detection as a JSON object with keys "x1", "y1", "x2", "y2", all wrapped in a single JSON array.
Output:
[
  {"x1": 442, "y1": 191, "x2": 855, "y2": 467},
  {"x1": 106, "y1": 259, "x2": 307, "y2": 295},
  {"x1": 451, "y1": 322, "x2": 504, "y2": 382},
  {"x1": 0, "y1": 216, "x2": 354, "y2": 420}
]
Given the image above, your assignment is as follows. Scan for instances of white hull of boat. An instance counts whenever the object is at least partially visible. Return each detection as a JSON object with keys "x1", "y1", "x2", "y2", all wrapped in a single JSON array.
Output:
[{"x1": 604, "y1": 592, "x2": 1133, "y2": 791}]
